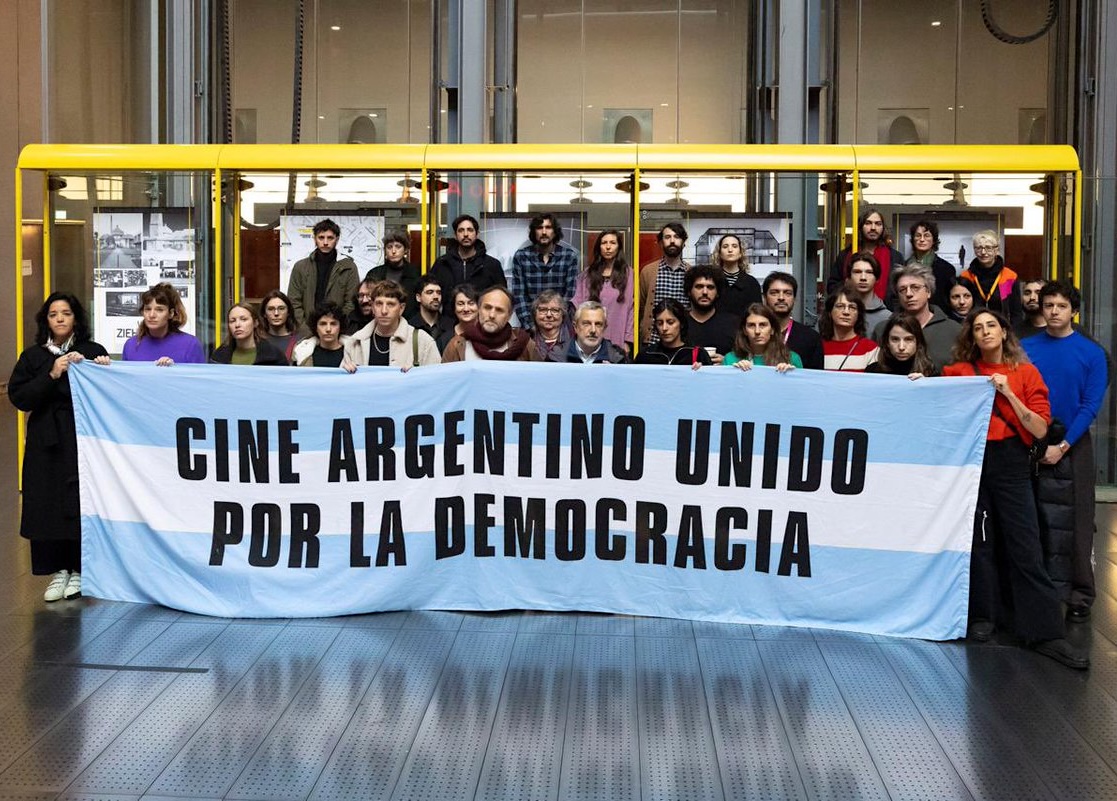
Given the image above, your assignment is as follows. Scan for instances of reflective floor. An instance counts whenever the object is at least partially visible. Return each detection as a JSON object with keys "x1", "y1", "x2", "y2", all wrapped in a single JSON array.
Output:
[{"x1": 1, "y1": 408, "x2": 1116, "y2": 800}]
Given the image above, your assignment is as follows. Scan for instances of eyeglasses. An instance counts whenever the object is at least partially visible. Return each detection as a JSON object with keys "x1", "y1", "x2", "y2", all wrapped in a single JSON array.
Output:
[
  {"x1": 536, "y1": 308, "x2": 564, "y2": 317},
  {"x1": 897, "y1": 284, "x2": 927, "y2": 295},
  {"x1": 357, "y1": 293, "x2": 373, "y2": 300},
  {"x1": 833, "y1": 303, "x2": 858, "y2": 311},
  {"x1": 974, "y1": 245, "x2": 998, "y2": 253}
]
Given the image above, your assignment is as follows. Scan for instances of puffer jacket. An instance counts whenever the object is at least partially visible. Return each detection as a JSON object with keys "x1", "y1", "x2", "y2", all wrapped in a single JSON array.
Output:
[{"x1": 1033, "y1": 420, "x2": 1073, "y2": 600}]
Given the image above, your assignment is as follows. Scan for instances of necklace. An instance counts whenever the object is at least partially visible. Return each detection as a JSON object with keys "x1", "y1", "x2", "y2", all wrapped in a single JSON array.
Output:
[{"x1": 373, "y1": 332, "x2": 391, "y2": 354}]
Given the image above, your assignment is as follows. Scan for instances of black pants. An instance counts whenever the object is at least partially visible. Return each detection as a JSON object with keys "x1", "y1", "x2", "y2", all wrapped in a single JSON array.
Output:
[
  {"x1": 971, "y1": 438, "x2": 1064, "y2": 642},
  {"x1": 30, "y1": 540, "x2": 81, "y2": 575},
  {"x1": 1066, "y1": 436, "x2": 1097, "y2": 608}
]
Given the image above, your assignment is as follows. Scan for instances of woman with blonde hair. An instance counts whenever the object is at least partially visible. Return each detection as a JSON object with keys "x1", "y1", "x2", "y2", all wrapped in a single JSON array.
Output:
[{"x1": 711, "y1": 233, "x2": 761, "y2": 316}]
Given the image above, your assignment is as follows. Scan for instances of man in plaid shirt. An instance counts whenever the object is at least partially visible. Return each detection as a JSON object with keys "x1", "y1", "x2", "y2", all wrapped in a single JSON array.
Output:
[{"x1": 510, "y1": 213, "x2": 580, "y2": 331}]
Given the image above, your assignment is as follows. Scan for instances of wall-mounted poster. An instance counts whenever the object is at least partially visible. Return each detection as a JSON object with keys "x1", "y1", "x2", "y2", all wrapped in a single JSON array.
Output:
[
  {"x1": 93, "y1": 209, "x2": 196, "y2": 354},
  {"x1": 895, "y1": 212, "x2": 1002, "y2": 276},
  {"x1": 641, "y1": 212, "x2": 793, "y2": 284},
  {"x1": 279, "y1": 212, "x2": 386, "y2": 294}
]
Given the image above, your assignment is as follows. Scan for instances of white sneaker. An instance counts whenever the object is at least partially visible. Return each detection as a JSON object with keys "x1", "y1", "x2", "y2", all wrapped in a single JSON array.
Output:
[
  {"x1": 64, "y1": 572, "x2": 82, "y2": 600},
  {"x1": 44, "y1": 570, "x2": 70, "y2": 602}
]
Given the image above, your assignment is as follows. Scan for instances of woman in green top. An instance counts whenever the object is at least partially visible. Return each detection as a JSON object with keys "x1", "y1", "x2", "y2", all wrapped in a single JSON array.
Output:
[
  {"x1": 723, "y1": 303, "x2": 801, "y2": 372},
  {"x1": 210, "y1": 302, "x2": 287, "y2": 365}
]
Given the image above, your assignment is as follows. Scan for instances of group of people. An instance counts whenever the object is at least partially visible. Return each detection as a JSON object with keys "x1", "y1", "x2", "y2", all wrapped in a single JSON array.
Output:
[{"x1": 9, "y1": 213, "x2": 1109, "y2": 674}]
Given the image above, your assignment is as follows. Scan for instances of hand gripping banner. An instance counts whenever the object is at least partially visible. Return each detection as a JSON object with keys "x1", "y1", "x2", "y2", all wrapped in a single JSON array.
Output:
[{"x1": 70, "y1": 361, "x2": 993, "y2": 638}]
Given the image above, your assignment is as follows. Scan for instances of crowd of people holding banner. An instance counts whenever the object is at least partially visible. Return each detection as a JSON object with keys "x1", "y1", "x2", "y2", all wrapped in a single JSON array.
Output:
[{"x1": 8, "y1": 211, "x2": 1110, "y2": 672}]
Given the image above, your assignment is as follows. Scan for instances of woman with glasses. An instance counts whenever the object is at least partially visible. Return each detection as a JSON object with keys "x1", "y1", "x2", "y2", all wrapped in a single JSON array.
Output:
[
  {"x1": 905, "y1": 219, "x2": 957, "y2": 313},
  {"x1": 529, "y1": 289, "x2": 572, "y2": 361},
  {"x1": 258, "y1": 289, "x2": 299, "y2": 361},
  {"x1": 819, "y1": 286, "x2": 879, "y2": 371},
  {"x1": 960, "y1": 230, "x2": 1023, "y2": 326}
]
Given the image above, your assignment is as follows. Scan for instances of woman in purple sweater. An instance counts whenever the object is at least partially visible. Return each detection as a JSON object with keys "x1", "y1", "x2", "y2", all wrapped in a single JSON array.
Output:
[{"x1": 121, "y1": 283, "x2": 205, "y2": 365}]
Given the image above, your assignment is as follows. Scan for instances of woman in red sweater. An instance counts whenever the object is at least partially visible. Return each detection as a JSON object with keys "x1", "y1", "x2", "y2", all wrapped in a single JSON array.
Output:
[{"x1": 943, "y1": 310, "x2": 1087, "y2": 669}]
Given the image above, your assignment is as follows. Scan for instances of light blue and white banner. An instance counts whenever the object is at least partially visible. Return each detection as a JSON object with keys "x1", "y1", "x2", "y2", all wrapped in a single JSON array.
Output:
[{"x1": 70, "y1": 361, "x2": 993, "y2": 638}]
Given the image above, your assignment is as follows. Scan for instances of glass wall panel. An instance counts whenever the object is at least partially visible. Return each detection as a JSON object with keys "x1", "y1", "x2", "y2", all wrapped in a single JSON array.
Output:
[
  {"x1": 853, "y1": 172, "x2": 1050, "y2": 279},
  {"x1": 837, "y1": 0, "x2": 1054, "y2": 145},
  {"x1": 518, "y1": 0, "x2": 749, "y2": 144},
  {"x1": 231, "y1": 0, "x2": 432, "y2": 144},
  {"x1": 235, "y1": 171, "x2": 425, "y2": 298},
  {"x1": 48, "y1": 170, "x2": 213, "y2": 354},
  {"x1": 47, "y1": 0, "x2": 155, "y2": 143}
]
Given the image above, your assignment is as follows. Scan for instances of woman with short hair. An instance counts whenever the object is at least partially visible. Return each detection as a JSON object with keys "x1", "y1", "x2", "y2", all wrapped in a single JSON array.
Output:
[
  {"x1": 8, "y1": 293, "x2": 110, "y2": 601},
  {"x1": 210, "y1": 302, "x2": 287, "y2": 365},
  {"x1": 529, "y1": 289, "x2": 572, "y2": 361},
  {"x1": 121, "y1": 282, "x2": 204, "y2": 365},
  {"x1": 960, "y1": 229, "x2": 1023, "y2": 325},
  {"x1": 292, "y1": 302, "x2": 356, "y2": 370},
  {"x1": 819, "y1": 287, "x2": 878, "y2": 371}
]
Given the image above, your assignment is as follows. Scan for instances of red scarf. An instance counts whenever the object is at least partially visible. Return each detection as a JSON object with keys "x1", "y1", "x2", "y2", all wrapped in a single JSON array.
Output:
[{"x1": 461, "y1": 321, "x2": 531, "y2": 360}]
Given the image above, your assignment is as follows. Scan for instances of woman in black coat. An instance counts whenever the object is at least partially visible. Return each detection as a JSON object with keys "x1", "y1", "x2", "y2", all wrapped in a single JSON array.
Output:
[
  {"x1": 209, "y1": 302, "x2": 288, "y2": 365},
  {"x1": 8, "y1": 292, "x2": 110, "y2": 602}
]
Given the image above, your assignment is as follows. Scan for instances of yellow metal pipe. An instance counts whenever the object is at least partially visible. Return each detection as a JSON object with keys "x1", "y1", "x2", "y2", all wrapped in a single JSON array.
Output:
[
  {"x1": 420, "y1": 168, "x2": 428, "y2": 272},
  {"x1": 17, "y1": 142, "x2": 1081, "y2": 175},
  {"x1": 632, "y1": 168, "x2": 642, "y2": 354},
  {"x1": 214, "y1": 168, "x2": 223, "y2": 346},
  {"x1": 1074, "y1": 170, "x2": 1083, "y2": 289},
  {"x1": 14, "y1": 168, "x2": 25, "y2": 483},
  {"x1": 42, "y1": 173, "x2": 51, "y2": 299},
  {"x1": 14, "y1": 168, "x2": 24, "y2": 355},
  {"x1": 232, "y1": 173, "x2": 242, "y2": 302},
  {"x1": 851, "y1": 170, "x2": 860, "y2": 253},
  {"x1": 1050, "y1": 177, "x2": 1059, "y2": 280}
]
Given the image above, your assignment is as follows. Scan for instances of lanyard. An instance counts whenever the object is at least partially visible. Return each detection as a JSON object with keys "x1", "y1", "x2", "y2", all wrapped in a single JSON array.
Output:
[{"x1": 973, "y1": 270, "x2": 1004, "y2": 303}]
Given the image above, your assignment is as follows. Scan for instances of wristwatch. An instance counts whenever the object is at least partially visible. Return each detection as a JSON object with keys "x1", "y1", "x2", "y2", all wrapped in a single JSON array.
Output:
[{"x1": 1058, "y1": 441, "x2": 1070, "y2": 453}]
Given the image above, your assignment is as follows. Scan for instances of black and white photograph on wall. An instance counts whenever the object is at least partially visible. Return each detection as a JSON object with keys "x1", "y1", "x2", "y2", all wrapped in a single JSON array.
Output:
[
  {"x1": 644, "y1": 212, "x2": 792, "y2": 284},
  {"x1": 104, "y1": 291, "x2": 144, "y2": 317},
  {"x1": 93, "y1": 212, "x2": 142, "y2": 273},
  {"x1": 92, "y1": 207, "x2": 198, "y2": 354},
  {"x1": 896, "y1": 212, "x2": 1003, "y2": 275}
]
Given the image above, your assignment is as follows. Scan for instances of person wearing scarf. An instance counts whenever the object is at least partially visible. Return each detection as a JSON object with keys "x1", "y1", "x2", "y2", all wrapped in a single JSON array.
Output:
[
  {"x1": 960, "y1": 229, "x2": 1023, "y2": 326},
  {"x1": 8, "y1": 293, "x2": 110, "y2": 602},
  {"x1": 441, "y1": 286, "x2": 539, "y2": 362}
]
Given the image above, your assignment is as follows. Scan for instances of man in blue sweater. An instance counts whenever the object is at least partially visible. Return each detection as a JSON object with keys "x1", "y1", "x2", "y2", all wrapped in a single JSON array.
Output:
[{"x1": 1023, "y1": 281, "x2": 1110, "y2": 622}]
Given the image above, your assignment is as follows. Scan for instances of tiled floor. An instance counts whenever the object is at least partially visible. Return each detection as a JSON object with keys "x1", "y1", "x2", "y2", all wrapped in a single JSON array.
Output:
[{"x1": 1, "y1": 406, "x2": 1116, "y2": 800}]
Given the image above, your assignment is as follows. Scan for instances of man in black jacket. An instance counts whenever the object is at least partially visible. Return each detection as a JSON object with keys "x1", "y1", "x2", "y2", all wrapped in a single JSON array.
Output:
[
  {"x1": 427, "y1": 214, "x2": 506, "y2": 323},
  {"x1": 762, "y1": 271, "x2": 824, "y2": 369}
]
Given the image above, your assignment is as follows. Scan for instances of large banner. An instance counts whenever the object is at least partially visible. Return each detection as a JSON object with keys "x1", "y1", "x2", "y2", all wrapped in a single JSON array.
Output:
[{"x1": 70, "y1": 362, "x2": 993, "y2": 639}]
